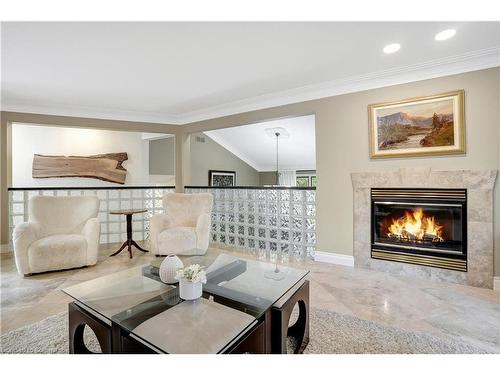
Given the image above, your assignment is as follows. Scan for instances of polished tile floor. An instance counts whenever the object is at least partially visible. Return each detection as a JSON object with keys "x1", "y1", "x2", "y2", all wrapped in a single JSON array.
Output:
[{"x1": 1, "y1": 244, "x2": 499, "y2": 353}]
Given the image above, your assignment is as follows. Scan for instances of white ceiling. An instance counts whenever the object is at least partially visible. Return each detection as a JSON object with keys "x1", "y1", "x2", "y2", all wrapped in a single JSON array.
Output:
[
  {"x1": 204, "y1": 115, "x2": 315, "y2": 171},
  {"x1": 1, "y1": 22, "x2": 499, "y2": 124}
]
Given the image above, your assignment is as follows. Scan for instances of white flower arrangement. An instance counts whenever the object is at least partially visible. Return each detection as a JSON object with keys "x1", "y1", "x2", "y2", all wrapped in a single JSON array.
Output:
[{"x1": 175, "y1": 264, "x2": 207, "y2": 284}]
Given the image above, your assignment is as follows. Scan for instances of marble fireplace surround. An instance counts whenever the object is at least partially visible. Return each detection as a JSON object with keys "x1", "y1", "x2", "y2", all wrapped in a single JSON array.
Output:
[{"x1": 351, "y1": 167, "x2": 497, "y2": 289}]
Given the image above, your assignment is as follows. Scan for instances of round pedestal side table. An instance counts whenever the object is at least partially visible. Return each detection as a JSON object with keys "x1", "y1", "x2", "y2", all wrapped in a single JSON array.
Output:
[{"x1": 109, "y1": 209, "x2": 149, "y2": 259}]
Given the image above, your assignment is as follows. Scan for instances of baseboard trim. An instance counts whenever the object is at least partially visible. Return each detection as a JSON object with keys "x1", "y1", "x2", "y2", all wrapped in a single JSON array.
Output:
[
  {"x1": 0, "y1": 244, "x2": 12, "y2": 254},
  {"x1": 314, "y1": 251, "x2": 354, "y2": 267},
  {"x1": 494, "y1": 277, "x2": 500, "y2": 291}
]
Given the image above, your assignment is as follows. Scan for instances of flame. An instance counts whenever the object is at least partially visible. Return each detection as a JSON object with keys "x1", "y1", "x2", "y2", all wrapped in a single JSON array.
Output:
[{"x1": 387, "y1": 208, "x2": 444, "y2": 242}]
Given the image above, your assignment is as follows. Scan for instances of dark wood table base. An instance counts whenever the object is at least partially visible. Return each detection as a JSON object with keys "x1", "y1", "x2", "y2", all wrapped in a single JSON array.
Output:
[
  {"x1": 68, "y1": 280, "x2": 309, "y2": 354},
  {"x1": 69, "y1": 303, "x2": 112, "y2": 354},
  {"x1": 271, "y1": 280, "x2": 310, "y2": 353},
  {"x1": 110, "y1": 213, "x2": 148, "y2": 259}
]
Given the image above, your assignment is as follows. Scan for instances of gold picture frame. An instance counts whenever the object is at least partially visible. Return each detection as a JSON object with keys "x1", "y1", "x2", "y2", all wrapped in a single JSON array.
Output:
[{"x1": 368, "y1": 90, "x2": 465, "y2": 159}]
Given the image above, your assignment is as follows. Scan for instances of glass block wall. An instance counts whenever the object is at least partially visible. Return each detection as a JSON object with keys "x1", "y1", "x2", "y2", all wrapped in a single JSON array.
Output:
[
  {"x1": 8, "y1": 186, "x2": 175, "y2": 247},
  {"x1": 186, "y1": 187, "x2": 316, "y2": 260}
]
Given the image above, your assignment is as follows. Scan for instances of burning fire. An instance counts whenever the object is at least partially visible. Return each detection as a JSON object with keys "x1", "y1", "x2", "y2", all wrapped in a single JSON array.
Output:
[{"x1": 387, "y1": 208, "x2": 444, "y2": 242}]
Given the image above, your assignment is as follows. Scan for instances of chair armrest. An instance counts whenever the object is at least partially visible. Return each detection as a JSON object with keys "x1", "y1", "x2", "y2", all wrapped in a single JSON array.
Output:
[
  {"x1": 82, "y1": 218, "x2": 100, "y2": 265},
  {"x1": 195, "y1": 213, "x2": 212, "y2": 251},
  {"x1": 149, "y1": 213, "x2": 173, "y2": 254},
  {"x1": 13, "y1": 222, "x2": 40, "y2": 275}
]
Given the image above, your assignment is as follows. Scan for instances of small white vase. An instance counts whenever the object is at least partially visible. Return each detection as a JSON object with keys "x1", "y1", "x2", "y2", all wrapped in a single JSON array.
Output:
[
  {"x1": 179, "y1": 278, "x2": 203, "y2": 300},
  {"x1": 159, "y1": 255, "x2": 184, "y2": 284}
]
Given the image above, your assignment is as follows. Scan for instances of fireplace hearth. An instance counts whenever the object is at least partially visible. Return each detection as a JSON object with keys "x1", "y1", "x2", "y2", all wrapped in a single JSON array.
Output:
[{"x1": 371, "y1": 188, "x2": 467, "y2": 272}]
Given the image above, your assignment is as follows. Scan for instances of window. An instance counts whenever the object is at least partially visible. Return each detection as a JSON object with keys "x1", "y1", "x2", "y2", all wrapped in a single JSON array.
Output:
[
  {"x1": 296, "y1": 176, "x2": 309, "y2": 187},
  {"x1": 295, "y1": 171, "x2": 316, "y2": 187},
  {"x1": 311, "y1": 176, "x2": 317, "y2": 187}
]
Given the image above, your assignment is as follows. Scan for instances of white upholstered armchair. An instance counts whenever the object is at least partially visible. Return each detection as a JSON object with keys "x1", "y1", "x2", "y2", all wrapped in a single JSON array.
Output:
[
  {"x1": 149, "y1": 193, "x2": 214, "y2": 256},
  {"x1": 13, "y1": 195, "x2": 100, "y2": 276}
]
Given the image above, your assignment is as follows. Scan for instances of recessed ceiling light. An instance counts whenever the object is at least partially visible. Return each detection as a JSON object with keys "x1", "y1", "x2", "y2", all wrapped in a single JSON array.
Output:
[
  {"x1": 383, "y1": 43, "x2": 401, "y2": 54},
  {"x1": 435, "y1": 29, "x2": 456, "y2": 41}
]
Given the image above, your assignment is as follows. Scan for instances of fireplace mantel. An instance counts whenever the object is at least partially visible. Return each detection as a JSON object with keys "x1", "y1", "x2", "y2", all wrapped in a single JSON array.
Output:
[{"x1": 351, "y1": 167, "x2": 497, "y2": 288}]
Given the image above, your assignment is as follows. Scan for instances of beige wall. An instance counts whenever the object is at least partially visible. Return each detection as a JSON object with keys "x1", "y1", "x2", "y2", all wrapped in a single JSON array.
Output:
[
  {"x1": 189, "y1": 132, "x2": 259, "y2": 186},
  {"x1": 0, "y1": 114, "x2": 11, "y2": 248},
  {"x1": 183, "y1": 68, "x2": 500, "y2": 276},
  {"x1": 259, "y1": 171, "x2": 277, "y2": 186},
  {"x1": 149, "y1": 137, "x2": 176, "y2": 175},
  {"x1": 0, "y1": 116, "x2": 5, "y2": 250}
]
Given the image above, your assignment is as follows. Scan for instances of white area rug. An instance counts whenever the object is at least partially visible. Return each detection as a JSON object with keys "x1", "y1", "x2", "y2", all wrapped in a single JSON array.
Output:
[{"x1": 1, "y1": 308, "x2": 490, "y2": 354}]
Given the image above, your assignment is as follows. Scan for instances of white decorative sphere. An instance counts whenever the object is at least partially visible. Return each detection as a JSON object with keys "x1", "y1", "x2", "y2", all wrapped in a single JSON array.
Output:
[{"x1": 159, "y1": 255, "x2": 184, "y2": 284}]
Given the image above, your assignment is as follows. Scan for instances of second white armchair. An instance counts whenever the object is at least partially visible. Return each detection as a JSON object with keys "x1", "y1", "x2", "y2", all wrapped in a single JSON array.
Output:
[{"x1": 149, "y1": 193, "x2": 214, "y2": 256}]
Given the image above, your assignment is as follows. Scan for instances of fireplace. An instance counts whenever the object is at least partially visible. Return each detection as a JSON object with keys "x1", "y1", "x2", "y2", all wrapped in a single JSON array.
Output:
[{"x1": 371, "y1": 188, "x2": 467, "y2": 272}]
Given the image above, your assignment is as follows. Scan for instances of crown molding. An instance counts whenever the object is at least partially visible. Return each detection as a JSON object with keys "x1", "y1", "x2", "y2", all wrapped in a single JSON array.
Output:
[
  {"x1": 2, "y1": 46, "x2": 499, "y2": 125},
  {"x1": 180, "y1": 46, "x2": 500, "y2": 123},
  {"x1": 182, "y1": 46, "x2": 500, "y2": 123},
  {"x1": 0, "y1": 101, "x2": 184, "y2": 125}
]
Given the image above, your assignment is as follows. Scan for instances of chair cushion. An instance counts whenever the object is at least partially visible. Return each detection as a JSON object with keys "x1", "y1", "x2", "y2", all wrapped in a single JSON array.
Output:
[
  {"x1": 28, "y1": 234, "x2": 88, "y2": 273},
  {"x1": 157, "y1": 227, "x2": 197, "y2": 255}
]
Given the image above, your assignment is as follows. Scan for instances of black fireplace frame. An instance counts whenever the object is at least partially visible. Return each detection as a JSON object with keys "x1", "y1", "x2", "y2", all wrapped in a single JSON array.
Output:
[{"x1": 370, "y1": 188, "x2": 467, "y2": 272}]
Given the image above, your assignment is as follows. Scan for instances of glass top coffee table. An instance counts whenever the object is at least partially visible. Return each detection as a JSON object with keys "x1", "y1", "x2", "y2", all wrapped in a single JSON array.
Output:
[{"x1": 63, "y1": 253, "x2": 310, "y2": 354}]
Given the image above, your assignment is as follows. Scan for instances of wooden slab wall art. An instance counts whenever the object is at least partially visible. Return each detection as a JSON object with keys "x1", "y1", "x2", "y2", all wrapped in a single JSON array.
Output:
[{"x1": 32, "y1": 153, "x2": 128, "y2": 184}]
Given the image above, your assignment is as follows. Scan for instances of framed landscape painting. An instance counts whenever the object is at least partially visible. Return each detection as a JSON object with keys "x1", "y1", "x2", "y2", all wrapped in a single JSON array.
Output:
[
  {"x1": 368, "y1": 90, "x2": 465, "y2": 158},
  {"x1": 209, "y1": 170, "x2": 236, "y2": 187}
]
